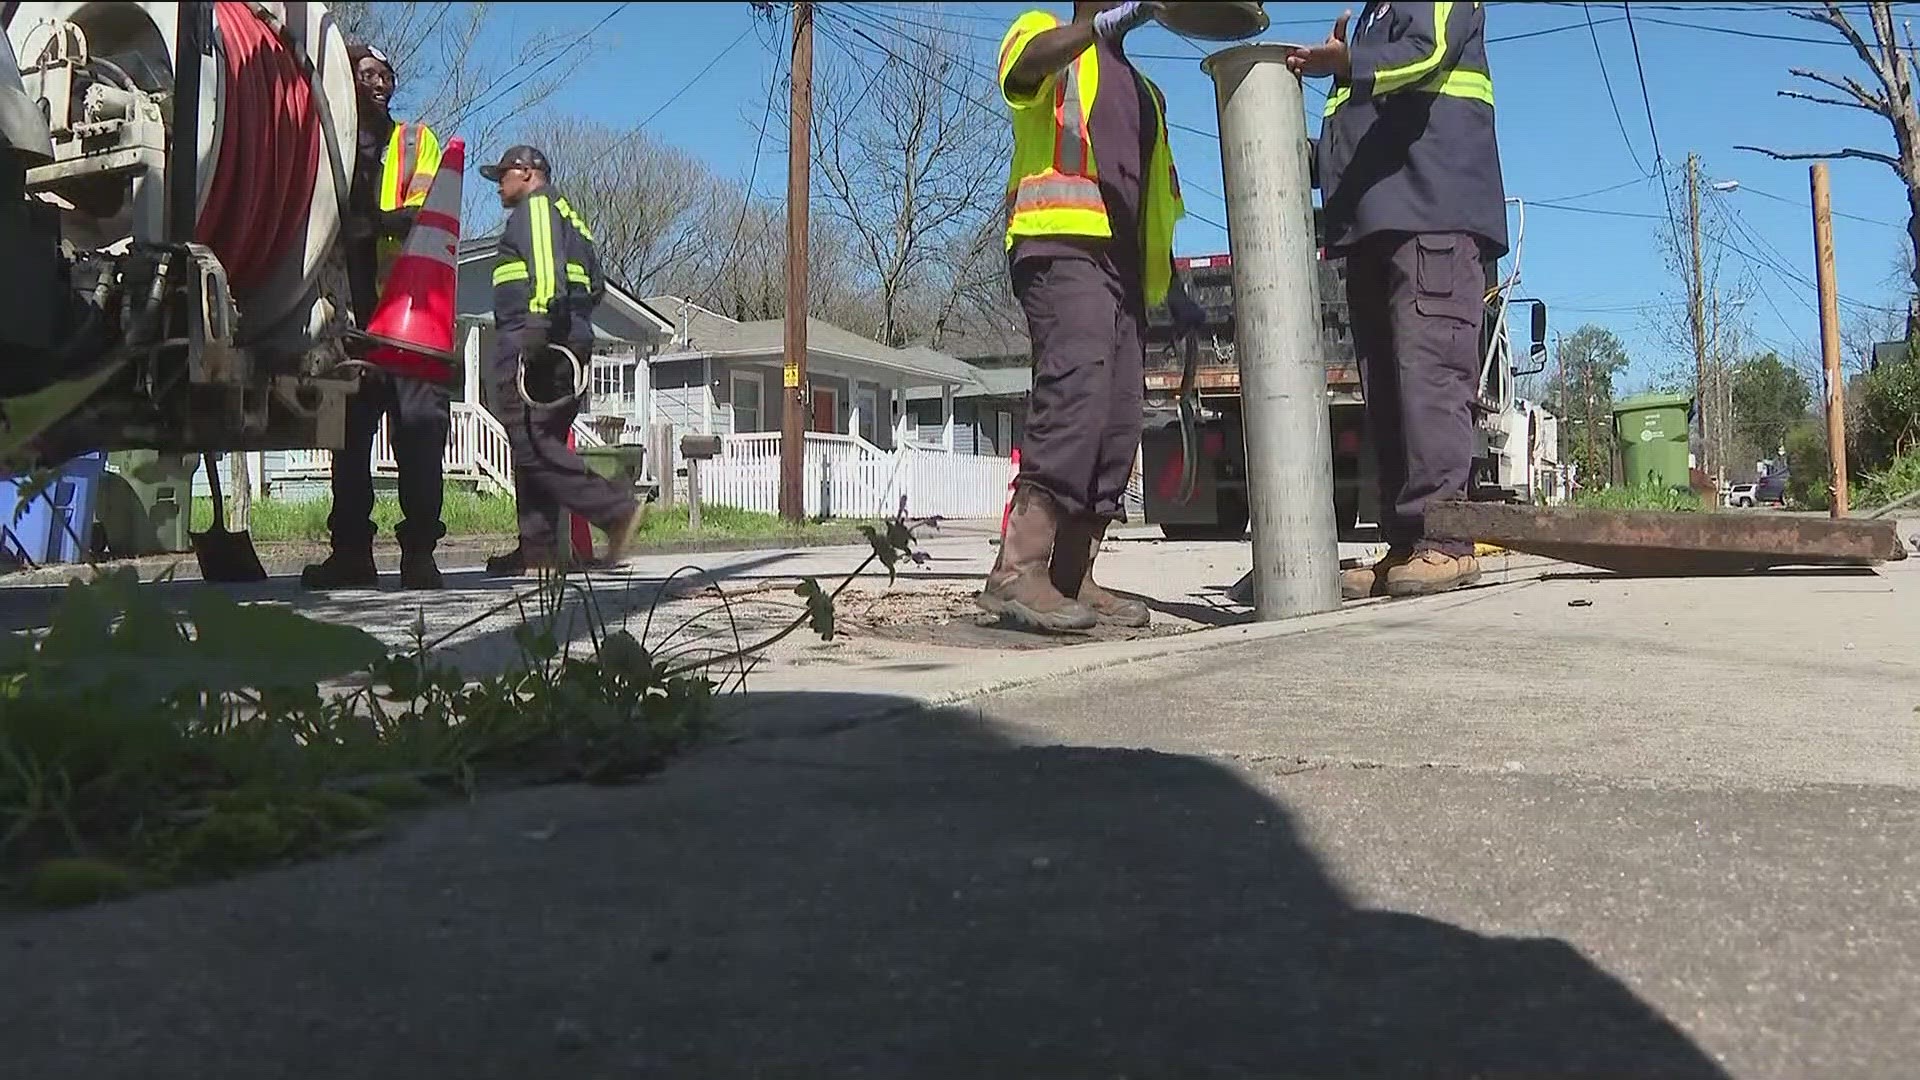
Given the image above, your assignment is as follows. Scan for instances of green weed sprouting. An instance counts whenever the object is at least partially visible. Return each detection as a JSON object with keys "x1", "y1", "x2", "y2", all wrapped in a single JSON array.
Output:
[{"x1": 0, "y1": 509, "x2": 934, "y2": 906}]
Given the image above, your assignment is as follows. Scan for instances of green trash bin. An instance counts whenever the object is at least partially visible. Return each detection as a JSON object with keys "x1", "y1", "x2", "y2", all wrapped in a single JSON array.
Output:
[
  {"x1": 579, "y1": 444, "x2": 646, "y2": 489},
  {"x1": 95, "y1": 450, "x2": 199, "y2": 558},
  {"x1": 1612, "y1": 392, "x2": 1694, "y2": 491}
]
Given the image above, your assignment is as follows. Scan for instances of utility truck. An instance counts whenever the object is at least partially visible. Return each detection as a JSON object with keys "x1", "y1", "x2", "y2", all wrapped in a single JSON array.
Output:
[
  {"x1": 1140, "y1": 203, "x2": 1554, "y2": 541},
  {"x1": 2, "y1": 1, "x2": 365, "y2": 469}
]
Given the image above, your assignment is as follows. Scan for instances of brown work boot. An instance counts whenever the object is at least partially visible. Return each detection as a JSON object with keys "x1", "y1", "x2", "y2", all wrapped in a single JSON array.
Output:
[
  {"x1": 977, "y1": 488, "x2": 1097, "y2": 633},
  {"x1": 1051, "y1": 514, "x2": 1150, "y2": 627},
  {"x1": 1339, "y1": 548, "x2": 1411, "y2": 600},
  {"x1": 485, "y1": 545, "x2": 566, "y2": 578},
  {"x1": 1384, "y1": 549, "x2": 1482, "y2": 597},
  {"x1": 599, "y1": 504, "x2": 646, "y2": 565}
]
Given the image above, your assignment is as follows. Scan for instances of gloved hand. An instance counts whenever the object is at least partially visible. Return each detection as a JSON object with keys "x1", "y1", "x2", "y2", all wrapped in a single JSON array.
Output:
[
  {"x1": 1092, "y1": 1, "x2": 1164, "y2": 45},
  {"x1": 1167, "y1": 279, "x2": 1207, "y2": 331}
]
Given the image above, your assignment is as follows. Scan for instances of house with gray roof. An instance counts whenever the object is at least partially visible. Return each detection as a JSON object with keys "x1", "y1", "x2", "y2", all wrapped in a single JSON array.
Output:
[
  {"x1": 637, "y1": 296, "x2": 973, "y2": 450},
  {"x1": 902, "y1": 323, "x2": 1034, "y2": 458}
]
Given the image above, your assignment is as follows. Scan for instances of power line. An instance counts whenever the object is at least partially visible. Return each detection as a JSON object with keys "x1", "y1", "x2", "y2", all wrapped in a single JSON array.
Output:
[
  {"x1": 635, "y1": 23, "x2": 759, "y2": 130},
  {"x1": 1734, "y1": 183, "x2": 1905, "y2": 229},
  {"x1": 1539, "y1": 176, "x2": 1656, "y2": 202},
  {"x1": 1620, "y1": 3, "x2": 1666, "y2": 167},
  {"x1": 1583, "y1": 3, "x2": 1652, "y2": 176},
  {"x1": 445, "y1": 2, "x2": 632, "y2": 132},
  {"x1": 1529, "y1": 200, "x2": 1667, "y2": 220},
  {"x1": 691, "y1": 9, "x2": 789, "y2": 304}
]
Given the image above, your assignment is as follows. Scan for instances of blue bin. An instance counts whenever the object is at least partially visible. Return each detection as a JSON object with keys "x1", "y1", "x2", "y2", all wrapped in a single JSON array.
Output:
[{"x1": 1, "y1": 452, "x2": 108, "y2": 566}]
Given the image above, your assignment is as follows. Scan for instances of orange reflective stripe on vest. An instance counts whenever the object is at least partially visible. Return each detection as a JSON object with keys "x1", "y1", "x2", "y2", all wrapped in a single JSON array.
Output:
[{"x1": 1007, "y1": 53, "x2": 1104, "y2": 225}]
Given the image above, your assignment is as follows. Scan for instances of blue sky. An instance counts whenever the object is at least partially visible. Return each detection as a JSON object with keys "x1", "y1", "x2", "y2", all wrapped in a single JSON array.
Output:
[{"x1": 430, "y1": 1, "x2": 1917, "y2": 388}]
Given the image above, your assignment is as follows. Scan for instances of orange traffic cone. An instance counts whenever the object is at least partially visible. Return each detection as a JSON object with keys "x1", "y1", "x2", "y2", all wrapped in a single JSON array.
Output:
[
  {"x1": 364, "y1": 137, "x2": 465, "y2": 381},
  {"x1": 999, "y1": 447, "x2": 1021, "y2": 541}
]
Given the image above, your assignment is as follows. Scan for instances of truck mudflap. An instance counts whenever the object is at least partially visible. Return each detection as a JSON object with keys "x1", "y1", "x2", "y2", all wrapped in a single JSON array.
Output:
[{"x1": 1140, "y1": 408, "x2": 1247, "y2": 539}]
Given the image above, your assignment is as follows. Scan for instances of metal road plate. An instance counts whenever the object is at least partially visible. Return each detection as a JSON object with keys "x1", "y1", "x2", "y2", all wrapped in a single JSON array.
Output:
[{"x1": 1425, "y1": 501, "x2": 1907, "y2": 574}]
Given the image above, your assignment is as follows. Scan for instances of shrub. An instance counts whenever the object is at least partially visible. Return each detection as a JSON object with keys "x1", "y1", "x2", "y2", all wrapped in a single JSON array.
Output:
[
  {"x1": 1854, "y1": 351, "x2": 1920, "y2": 473},
  {"x1": 1784, "y1": 421, "x2": 1831, "y2": 510}
]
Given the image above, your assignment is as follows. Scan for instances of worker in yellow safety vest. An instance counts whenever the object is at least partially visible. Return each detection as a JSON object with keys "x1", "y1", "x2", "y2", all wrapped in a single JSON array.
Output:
[
  {"x1": 982, "y1": 2, "x2": 1207, "y2": 634},
  {"x1": 302, "y1": 41, "x2": 453, "y2": 592}
]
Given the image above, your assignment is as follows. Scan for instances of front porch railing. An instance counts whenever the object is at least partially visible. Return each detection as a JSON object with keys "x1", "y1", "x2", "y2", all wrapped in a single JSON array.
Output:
[{"x1": 703, "y1": 432, "x2": 1013, "y2": 520}]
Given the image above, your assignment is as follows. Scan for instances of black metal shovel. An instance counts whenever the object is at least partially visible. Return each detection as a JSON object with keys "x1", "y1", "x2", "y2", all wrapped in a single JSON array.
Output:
[{"x1": 190, "y1": 452, "x2": 266, "y2": 582}]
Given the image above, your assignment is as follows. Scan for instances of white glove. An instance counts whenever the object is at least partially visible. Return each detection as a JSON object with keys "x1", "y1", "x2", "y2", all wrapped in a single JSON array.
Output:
[{"x1": 1093, "y1": 1, "x2": 1164, "y2": 45}]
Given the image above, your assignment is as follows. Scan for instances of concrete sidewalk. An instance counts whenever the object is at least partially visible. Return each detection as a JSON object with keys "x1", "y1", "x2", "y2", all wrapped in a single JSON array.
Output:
[{"x1": 1, "y1": 528, "x2": 1916, "y2": 1077}]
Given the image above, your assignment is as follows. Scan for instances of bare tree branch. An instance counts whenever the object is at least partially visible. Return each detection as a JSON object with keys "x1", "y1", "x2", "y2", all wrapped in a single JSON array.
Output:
[
  {"x1": 1785, "y1": 66, "x2": 1888, "y2": 111},
  {"x1": 797, "y1": 15, "x2": 1011, "y2": 347},
  {"x1": 1780, "y1": 90, "x2": 1880, "y2": 111},
  {"x1": 505, "y1": 114, "x2": 716, "y2": 293},
  {"x1": 330, "y1": 2, "x2": 579, "y2": 145},
  {"x1": 1793, "y1": 4, "x2": 1894, "y2": 88},
  {"x1": 1733, "y1": 144, "x2": 1903, "y2": 169}
]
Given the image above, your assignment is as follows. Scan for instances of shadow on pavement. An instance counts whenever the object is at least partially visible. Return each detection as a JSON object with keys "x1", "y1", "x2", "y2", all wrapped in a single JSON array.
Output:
[
  {"x1": 2, "y1": 691, "x2": 1731, "y2": 1078},
  {"x1": 0, "y1": 552, "x2": 806, "y2": 642}
]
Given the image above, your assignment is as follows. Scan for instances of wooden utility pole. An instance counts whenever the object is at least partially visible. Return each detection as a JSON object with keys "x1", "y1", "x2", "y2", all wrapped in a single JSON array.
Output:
[
  {"x1": 778, "y1": 0, "x2": 814, "y2": 523},
  {"x1": 1710, "y1": 286, "x2": 1722, "y2": 493},
  {"x1": 1687, "y1": 152, "x2": 1712, "y2": 481},
  {"x1": 1810, "y1": 163, "x2": 1850, "y2": 517}
]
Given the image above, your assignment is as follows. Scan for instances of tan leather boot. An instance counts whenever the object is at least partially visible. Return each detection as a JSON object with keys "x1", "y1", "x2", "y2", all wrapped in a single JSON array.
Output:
[
  {"x1": 1384, "y1": 549, "x2": 1482, "y2": 597},
  {"x1": 978, "y1": 488, "x2": 1097, "y2": 632},
  {"x1": 1051, "y1": 515, "x2": 1150, "y2": 627},
  {"x1": 1339, "y1": 548, "x2": 1411, "y2": 600}
]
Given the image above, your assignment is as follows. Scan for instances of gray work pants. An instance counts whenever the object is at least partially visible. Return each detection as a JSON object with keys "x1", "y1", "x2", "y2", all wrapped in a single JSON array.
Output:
[
  {"x1": 1346, "y1": 232, "x2": 1486, "y2": 556},
  {"x1": 1013, "y1": 255, "x2": 1146, "y2": 521},
  {"x1": 486, "y1": 338, "x2": 636, "y2": 554}
]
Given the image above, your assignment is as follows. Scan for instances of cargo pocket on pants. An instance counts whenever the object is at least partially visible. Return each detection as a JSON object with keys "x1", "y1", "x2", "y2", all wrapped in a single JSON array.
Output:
[{"x1": 1412, "y1": 234, "x2": 1479, "y2": 327}]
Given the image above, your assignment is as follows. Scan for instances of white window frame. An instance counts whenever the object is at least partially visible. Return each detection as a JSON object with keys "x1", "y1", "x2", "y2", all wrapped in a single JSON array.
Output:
[
  {"x1": 856, "y1": 386, "x2": 880, "y2": 445},
  {"x1": 591, "y1": 359, "x2": 625, "y2": 402},
  {"x1": 730, "y1": 369, "x2": 764, "y2": 433}
]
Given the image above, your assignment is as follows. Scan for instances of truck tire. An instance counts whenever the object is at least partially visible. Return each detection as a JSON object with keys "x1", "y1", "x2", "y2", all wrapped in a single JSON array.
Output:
[{"x1": 1161, "y1": 495, "x2": 1248, "y2": 541}]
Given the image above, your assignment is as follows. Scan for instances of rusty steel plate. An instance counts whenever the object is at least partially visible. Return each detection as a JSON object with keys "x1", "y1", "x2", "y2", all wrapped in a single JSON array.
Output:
[{"x1": 1425, "y1": 501, "x2": 1907, "y2": 574}]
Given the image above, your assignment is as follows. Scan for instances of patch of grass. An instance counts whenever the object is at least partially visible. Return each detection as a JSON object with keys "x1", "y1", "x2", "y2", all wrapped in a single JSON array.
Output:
[
  {"x1": 191, "y1": 486, "x2": 518, "y2": 543},
  {"x1": 25, "y1": 857, "x2": 138, "y2": 906},
  {"x1": 190, "y1": 486, "x2": 865, "y2": 546},
  {"x1": 1571, "y1": 484, "x2": 1705, "y2": 513},
  {"x1": 2, "y1": 515, "x2": 931, "y2": 906},
  {"x1": 636, "y1": 502, "x2": 864, "y2": 544}
]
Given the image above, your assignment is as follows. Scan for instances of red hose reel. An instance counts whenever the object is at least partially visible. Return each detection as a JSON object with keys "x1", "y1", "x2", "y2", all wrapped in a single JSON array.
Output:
[{"x1": 191, "y1": 1, "x2": 320, "y2": 295}]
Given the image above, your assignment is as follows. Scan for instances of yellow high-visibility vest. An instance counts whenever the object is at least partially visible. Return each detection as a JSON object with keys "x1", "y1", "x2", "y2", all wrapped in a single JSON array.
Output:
[
  {"x1": 375, "y1": 120, "x2": 444, "y2": 286},
  {"x1": 997, "y1": 10, "x2": 1185, "y2": 306}
]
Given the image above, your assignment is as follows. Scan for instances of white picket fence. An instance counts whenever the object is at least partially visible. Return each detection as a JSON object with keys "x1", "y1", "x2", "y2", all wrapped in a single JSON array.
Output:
[
  {"x1": 702, "y1": 432, "x2": 1014, "y2": 520},
  {"x1": 278, "y1": 402, "x2": 608, "y2": 494}
]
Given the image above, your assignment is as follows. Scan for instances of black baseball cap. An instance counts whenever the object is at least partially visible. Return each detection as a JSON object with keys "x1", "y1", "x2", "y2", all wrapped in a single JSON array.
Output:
[
  {"x1": 347, "y1": 42, "x2": 395, "y2": 79},
  {"x1": 479, "y1": 145, "x2": 551, "y2": 181}
]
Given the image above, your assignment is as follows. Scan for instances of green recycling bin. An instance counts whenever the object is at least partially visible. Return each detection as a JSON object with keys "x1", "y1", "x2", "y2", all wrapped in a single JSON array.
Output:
[
  {"x1": 579, "y1": 444, "x2": 647, "y2": 490},
  {"x1": 95, "y1": 450, "x2": 199, "y2": 558},
  {"x1": 1612, "y1": 392, "x2": 1694, "y2": 491}
]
